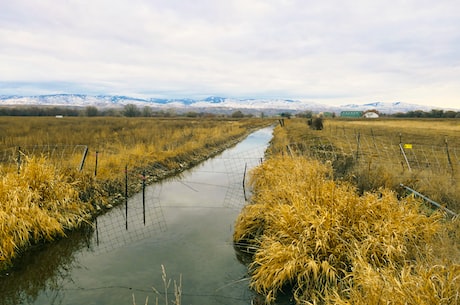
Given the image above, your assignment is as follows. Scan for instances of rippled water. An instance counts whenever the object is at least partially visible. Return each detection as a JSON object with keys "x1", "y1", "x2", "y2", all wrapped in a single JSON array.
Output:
[{"x1": 0, "y1": 127, "x2": 275, "y2": 305}]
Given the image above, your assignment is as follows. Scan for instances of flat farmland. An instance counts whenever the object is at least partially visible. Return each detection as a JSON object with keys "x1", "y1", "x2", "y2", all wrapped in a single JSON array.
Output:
[{"x1": 269, "y1": 118, "x2": 460, "y2": 212}]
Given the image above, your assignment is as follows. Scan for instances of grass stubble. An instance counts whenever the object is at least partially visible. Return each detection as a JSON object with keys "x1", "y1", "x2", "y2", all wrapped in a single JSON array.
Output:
[{"x1": 234, "y1": 119, "x2": 460, "y2": 304}]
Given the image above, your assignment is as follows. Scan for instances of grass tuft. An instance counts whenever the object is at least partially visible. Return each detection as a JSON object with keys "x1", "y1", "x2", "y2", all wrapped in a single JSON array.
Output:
[
  {"x1": 234, "y1": 156, "x2": 459, "y2": 304},
  {"x1": 0, "y1": 156, "x2": 93, "y2": 270}
]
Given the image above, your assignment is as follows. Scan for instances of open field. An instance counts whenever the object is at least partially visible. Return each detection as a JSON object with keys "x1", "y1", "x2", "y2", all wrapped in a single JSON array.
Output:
[
  {"x1": 0, "y1": 116, "x2": 272, "y2": 271},
  {"x1": 235, "y1": 118, "x2": 460, "y2": 304},
  {"x1": 268, "y1": 118, "x2": 460, "y2": 212}
]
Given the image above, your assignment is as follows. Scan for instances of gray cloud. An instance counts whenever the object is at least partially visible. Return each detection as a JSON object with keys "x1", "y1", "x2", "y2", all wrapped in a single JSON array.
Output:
[{"x1": 1, "y1": 0, "x2": 459, "y2": 107}]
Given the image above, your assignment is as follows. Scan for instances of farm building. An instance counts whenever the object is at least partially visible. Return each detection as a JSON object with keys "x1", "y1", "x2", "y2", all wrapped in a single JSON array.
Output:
[
  {"x1": 363, "y1": 111, "x2": 379, "y2": 118},
  {"x1": 340, "y1": 111, "x2": 363, "y2": 118}
]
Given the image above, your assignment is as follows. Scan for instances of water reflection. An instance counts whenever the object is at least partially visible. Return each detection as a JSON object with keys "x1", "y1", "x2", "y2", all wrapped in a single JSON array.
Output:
[
  {"x1": 0, "y1": 227, "x2": 93, "y2": 305},
  {"x1": 90, "y1": 197, "x2": 167, "y2": 255}
]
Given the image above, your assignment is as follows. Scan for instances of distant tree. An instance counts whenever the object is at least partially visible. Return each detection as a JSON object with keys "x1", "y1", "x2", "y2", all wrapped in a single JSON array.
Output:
[
  {"x1": 231, "y1": 110, "x2": 244, "y2": 118},
  {"x1": 280, "y1": 112, "x2": 292, "y2": 119},
  {"x1": 85, "y1": 106, "x2": 98, "y2": 117},
  {"x1": 102, "y1": 108, "x2": 122, "y2": 117},
  {"x1": 185, "y1": 111, "x2": 199, "y2": 117},
  {"x1": 297, "y1": 111, "x2": 313, "y2": 118},
  {"x1": 202, "y1": 112, "x2": 216, "y2": 118},
  {"x1": 123, "y1": 104, "x2": 140, "y2": 117},
  {"x1": 142, "y1": 106, "x2": 153, "y2": 117},
  {"x1": 430, "y1": 109, "x2": 444, "y2": 118},
  {"x1": 444, "y1": 110, "x2": 457, "y2": 118}
]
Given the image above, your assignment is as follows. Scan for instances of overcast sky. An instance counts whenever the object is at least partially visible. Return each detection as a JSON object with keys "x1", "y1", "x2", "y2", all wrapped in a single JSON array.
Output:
[{"x1": 1, "y1": 0, "x2": 459, "y2": 108}]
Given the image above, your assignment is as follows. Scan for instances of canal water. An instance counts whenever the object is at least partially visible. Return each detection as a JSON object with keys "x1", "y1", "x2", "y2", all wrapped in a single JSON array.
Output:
[{"x1": 0, "y1": 127, "x2": 274, "y2": 305}]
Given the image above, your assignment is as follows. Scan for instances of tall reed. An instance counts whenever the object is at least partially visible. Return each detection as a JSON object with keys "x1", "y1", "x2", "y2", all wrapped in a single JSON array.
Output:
[
  {"x1": 234, "y1": 156, "x2": 459, "y2": 304},
  {"x1": 0, "y1": 156, "x2": 93, "y2": 270}
]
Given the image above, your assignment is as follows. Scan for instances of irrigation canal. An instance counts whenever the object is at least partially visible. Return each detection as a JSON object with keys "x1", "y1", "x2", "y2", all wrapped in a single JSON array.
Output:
[{"x1": 1, "y1": 127, "x2": 276, "y2": 305}]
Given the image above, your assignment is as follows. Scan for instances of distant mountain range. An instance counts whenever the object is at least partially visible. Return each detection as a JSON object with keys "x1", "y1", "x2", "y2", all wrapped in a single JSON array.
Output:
[{"x1": 0, "y1": 94, "x2": 445, "y2": 115}]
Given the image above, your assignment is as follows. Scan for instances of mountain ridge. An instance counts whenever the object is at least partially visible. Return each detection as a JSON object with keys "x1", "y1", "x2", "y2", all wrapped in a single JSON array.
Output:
[{"x1": 0, "y1": 94, "x2": 450, "y2": 114}]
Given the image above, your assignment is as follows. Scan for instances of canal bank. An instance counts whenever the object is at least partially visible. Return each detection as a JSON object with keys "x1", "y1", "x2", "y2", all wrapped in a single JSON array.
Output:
[{"x1": 0, "y1": 127, "x2": 274, "y2": 305}]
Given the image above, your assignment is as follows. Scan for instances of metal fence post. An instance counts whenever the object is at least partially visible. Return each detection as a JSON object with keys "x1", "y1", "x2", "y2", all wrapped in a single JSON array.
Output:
[
  {"x1": 17, "y1": 146, "x2": 21, "y2": 174},
  {"x1": 399, "y1": 144, "x2": 412, "y2": 171},
  {"x1": 243, "y1": 163, "x2": 247, "y2": 201},
  {"x1": 142, "y1": 171, "x2": 146, "y2": 225},
  {"x1": 125, "y1": 164, "x2": 128, "y2": 230},
  {"x1": 79, "y1": 146, "x2": 89, "y2": 172},
  {"x1": 94, "y1": 150, "x2": 99, "y2": 176},
  {"x1": 445, "y1": 138, "x2": 454, "y2": 175},
  {"x1": 355, "y1": 132, "x2": 361, "y2": 161}
]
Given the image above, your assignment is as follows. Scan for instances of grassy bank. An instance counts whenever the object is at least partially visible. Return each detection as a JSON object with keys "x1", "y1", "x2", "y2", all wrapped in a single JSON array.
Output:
[
  {"x1": 0, "y1": 117, "x2": 272, "y2": 271},
  {"x1": 234, "y1": 156, "x2": 459, "y2": 304},
  {"x1": 234, "y1": 118, "x2": 460, "y2": 304}
]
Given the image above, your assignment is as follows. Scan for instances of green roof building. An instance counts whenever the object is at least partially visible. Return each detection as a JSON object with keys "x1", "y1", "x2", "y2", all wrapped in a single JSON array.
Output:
[{"x1": 340, "y1": 111, "x2": 363, "y2": 118}]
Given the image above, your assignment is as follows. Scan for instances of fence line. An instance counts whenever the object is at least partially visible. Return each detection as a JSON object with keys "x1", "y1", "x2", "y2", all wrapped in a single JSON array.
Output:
[{"x1": 286, "y1": 132, "x2": 459, "y2": 177}]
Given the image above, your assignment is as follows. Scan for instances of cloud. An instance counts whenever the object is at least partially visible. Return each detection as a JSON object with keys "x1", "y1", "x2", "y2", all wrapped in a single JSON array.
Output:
[{"x1": 1, "y1": 0, "x2": 459, "y2": 108}]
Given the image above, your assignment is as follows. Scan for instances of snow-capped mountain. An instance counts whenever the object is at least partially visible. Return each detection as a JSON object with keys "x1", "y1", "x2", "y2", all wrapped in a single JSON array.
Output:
[
  {"x1": 339, "y1": 101, "x2": 435, "y2": 113},
  {"x1": 0, "y1": 94, "x2": 447, "y2": 114}
]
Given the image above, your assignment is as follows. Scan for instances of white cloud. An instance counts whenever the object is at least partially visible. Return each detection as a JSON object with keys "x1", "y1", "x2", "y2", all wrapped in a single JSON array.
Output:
[{"x1": 0, "y1": 0, "x2": 459, "y2": 108}]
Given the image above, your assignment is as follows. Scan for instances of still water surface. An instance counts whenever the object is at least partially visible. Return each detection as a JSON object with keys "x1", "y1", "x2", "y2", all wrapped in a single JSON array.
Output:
[{"x1": 0, "y1": 127, "x2": 274, "y2": 305}]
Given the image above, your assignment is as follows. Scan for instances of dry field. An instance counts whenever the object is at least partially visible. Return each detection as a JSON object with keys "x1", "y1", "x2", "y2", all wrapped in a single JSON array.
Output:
[
  {"x1": 0, "y1": 116, "x2": 272, "y2": 271},
  {"x1": 234, "y1": 118, "x2": 460, "y2": 304},
  {"x1": 268, "y1": 118, "x2": 460, "y2": 212}
]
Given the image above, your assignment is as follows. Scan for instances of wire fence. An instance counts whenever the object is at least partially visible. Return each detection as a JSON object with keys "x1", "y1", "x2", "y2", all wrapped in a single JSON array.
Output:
[
  {"x1": 3, "y1": 128, "x2": 458, "y2": 251},
  {"x1": 280, "y1": 125, "x2": 460, "y2": 218},
  {"x1": 0, "y1": 145, "x2": 89, "y2": 171},
  {"x1": 89, "y1": 145, "x2": 267, "y2": 254},
  {"x1": 287, "y1": 137, "x2": 460, "y2": 175},
  {"x1": 286, "y1": 132, "x2": 459, "y2": 178}
]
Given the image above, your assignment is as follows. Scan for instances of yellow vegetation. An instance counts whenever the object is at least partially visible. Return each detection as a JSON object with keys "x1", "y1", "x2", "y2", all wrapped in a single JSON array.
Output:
[
  {"x1": 0, "y1": 156, "x2": 93, "y2": 270},
  {"x1": 0, "y1": 116, "x2": 271, "y2": 271},
  {"x1": 267, "y1": 118, "x2": 460, "y2": 212},
  {"x1": 234, "y1": 156, "x2": 460, "y2": 304}
]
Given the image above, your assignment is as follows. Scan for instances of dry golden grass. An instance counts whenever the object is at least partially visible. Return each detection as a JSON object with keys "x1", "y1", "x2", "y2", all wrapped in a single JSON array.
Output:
[
  {"x1": 0, "y1": 117, "x2": 269, "y2": 178},
  {"x1": 267, "y1": 118, "x2": 460, "y2": 213},
  {"x1": 234, "y1": 156, "x2": 460, "y2": 304},
  {"x1": 0, "y1": 116, "x2": 272, "y2": 271},
  {"x1": 0, "y1": 156, "x2": 94, "y2": 270}
]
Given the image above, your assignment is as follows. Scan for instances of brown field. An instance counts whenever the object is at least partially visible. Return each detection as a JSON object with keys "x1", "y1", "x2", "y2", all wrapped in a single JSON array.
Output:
[
  {"x1": 0, "y1": 116, "x2": 272, "y2": 271},
  {"x1": 235, "y1": 118, "x2": 460, "y2": 304}
]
